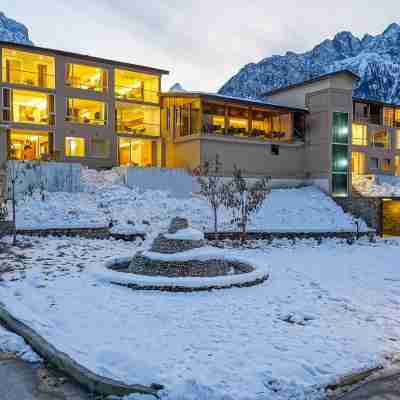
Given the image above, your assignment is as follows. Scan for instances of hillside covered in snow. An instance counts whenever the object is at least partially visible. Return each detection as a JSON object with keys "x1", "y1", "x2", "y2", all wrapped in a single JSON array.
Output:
[
  {"x1": 219, "y1": 22, "x2": 400, "y2": 105},
  {"x1": 0, "y1": 12, "x2": 32, "y2": 45}
]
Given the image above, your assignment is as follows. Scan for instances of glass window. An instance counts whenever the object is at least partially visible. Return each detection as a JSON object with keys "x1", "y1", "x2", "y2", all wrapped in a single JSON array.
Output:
[
  {"x1": 2, "y1": 48, "x2": 55, "y2": 89},
  {"x1": 91, "y1": 138, "x2": 110, "y2": 158},
  {"x1": 351, "y1": 152, "x2": 367, "y2": 175},
  {"x1": 332, "y1": 174, "x2": 348, "y2": 197},
  {"x1": 66, "y1": 98, "x2": 106, "y2": 126},
  {"x1": 371, "y1": 130, "x2": 391, "y2": 150},
  {"x1": 228, "y1": 107, "x2": 248, "y2": 134},
  {"x1": 352, "y1": 124, "x2": 368, "y2": 146},
  {"x1": 383, "y1": 107, "x2": 394, "y2": 128},
  {"x1": 395, "y1": 109, "x2": 400, "y2": 128},
  {"x1": 397, "y1": 130, "x2": 400, "y2": 150},
  {"x1": 382, "y1": 158, "x2": 392, "y2": 172},
  {"x1": 8, "y1": 130, "x2": 49, "y2": 160},
  {"x1": 119, "y1": 138, "x2": 158, "y2": 167},
  {"x1": 203, "y1": 103, "x2": 226, "y2": 134},
  {"x1": 115, "y1": 69, "x2": 159, "y2": 103},
  {"x1": 332, "y1": 144, "x2": 348, "y2": 173},
  {"x1": 396, "y1": 156, "x2": 400, "y2": 176},
  {"x1": 12, "y1": 89, "x2": 51, "y2": 125},
  {"x1": 66, "y1": 63, "x2": 107, "y2": 92},
  {"x1": 369, "y1": 157, "x2": 379, "y2": 170},
  {"x1": 65, "y1": 137, "x2": 85, "y2": 157},
  {"x1": 332, "y1": 112, "x2": 349, "y2": 144},
  {"x1": 116, "y1": 102, "x2": 160, "y2": 136}
]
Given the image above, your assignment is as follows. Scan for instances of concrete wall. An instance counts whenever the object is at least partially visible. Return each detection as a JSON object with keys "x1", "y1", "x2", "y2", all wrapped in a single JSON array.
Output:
[
  {"x1": 126, "y1": 167, "x2": 198, "y2": 198},
  {"x1": 8, "y1": 161, "x2": 81, "y2": 198}
]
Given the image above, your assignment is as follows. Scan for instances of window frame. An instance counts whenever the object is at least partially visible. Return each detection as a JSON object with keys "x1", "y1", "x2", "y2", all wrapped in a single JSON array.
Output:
[{"x1": 65, "y1": 136, "x2": 86, "y2": 158}]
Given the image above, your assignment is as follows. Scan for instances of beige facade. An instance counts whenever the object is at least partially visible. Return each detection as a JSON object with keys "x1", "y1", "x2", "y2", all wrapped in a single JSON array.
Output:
[{"x1": 0, "y1": 41, "x2": 168, "y2": 168}]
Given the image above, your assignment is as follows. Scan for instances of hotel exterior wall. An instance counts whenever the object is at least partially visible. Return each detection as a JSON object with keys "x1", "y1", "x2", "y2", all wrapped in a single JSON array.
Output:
[{"x1": 0, "y1": 43, "x2": 165, "y2": 169}]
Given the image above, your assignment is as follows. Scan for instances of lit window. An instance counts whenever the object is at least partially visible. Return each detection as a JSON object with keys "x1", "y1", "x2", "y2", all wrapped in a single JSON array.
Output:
[
  {"x1": 396, "y1": 156, "x2": 400, "y2": 176},
  {"x1": 91, "y1": 138, "x2": 109, "y2": 158},
  {"x1": 116, "y1": 102, "x2": 160, "y2": 136},
  {"x1": 383, "y1": 107, "x2": 394, "y2": 128},
  {"x1": 369, "y1": 157, "x2": 379, "y2": 170},
  {"x1": 352, "y1": 124, "x2": 368, "y2": 146},
  {"x1": 2, "y1": 48, "x2": 55, "y2": 89},
  {"x1": 115, "y1": 69, "x2": 159, "y2": 103},
  {"x1": 397, "y1": 130, "x2": 400, "y2": 150},
  {"x1": 9, "y1": 130, "x2": 49, "y2": 160},
  {"x1": 351, "y1": 152, "x2": 367, "y2": 175},
  {"x1": 66, "y1": 63, "x2": 107, "y2": 92},
  {"x1": 371, "y1": 130, "x2": 391, "y2": 150},
  {"x1": 66, "y1": 98, "x2": 106, "y2": 126},
  {"x1": 65, "y1": 137, "x2": 85, "y2": 157},
  {"x1": 382, "y1": 159, "x2": 392, "y2": 172},
  {"x1": 119, "y1": 138, "x2": 158, "y2": 167}
]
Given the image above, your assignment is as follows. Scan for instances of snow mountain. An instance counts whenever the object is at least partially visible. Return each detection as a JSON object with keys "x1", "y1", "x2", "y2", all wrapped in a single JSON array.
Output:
[
  {"x1": 0, "y1": 12, "x2": 33, "y2": 45},
  {"x1": 219, "y1": 23, "x2": 400, "y2": 105}
]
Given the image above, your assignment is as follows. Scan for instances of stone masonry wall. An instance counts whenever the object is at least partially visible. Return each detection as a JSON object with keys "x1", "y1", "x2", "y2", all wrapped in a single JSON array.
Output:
[{"x1": 334, "y1": 194, "x2": 382, "y2": 233}]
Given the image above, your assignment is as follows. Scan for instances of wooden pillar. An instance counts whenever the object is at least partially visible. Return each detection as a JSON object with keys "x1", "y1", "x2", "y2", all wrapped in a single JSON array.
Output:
[
  {"x1": 248, "y1": 107, "x2": 252, "y2": 134},
  {"x1": 224, "y1": 105, "x2": 228, "y2": 134}
]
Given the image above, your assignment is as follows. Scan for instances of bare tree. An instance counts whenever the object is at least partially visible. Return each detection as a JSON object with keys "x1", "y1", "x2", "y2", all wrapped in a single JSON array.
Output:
[
  {"x1": 224, "y1": 166, "x2": 270, "y2": 242},
  {"x1": 197, "y1": 154, "x2": 226, "y2": 233}
]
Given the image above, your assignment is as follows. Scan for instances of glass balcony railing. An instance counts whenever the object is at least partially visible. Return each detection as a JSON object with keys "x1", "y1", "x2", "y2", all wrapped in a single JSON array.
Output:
[
  {"x1": 116, "y1": 122, "x2": 160, "y2": 136},
  {"x1": 66, "y1": 76, "x2": 106, "y2": 93},
  {"x1": 2, "y1": 68, "x2": 55, "y2": 89},
  {"x1": 66, "y1": 115, "x2": 106, "y2": 126},
  {"x1": 115, "y1": 85, "x2": 159, "y2": 103}
]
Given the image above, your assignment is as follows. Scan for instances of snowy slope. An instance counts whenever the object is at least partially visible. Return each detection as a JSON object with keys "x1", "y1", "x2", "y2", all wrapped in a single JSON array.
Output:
[
  {"x1": 0, "y1": 12, "x2": 32, "y2": 45},
  {"x1": 219, "y1": 22, "x2": 400, "y2": 104},
  {"x1": 15, "y1": 168, "x2": 366, "y2": 233}
]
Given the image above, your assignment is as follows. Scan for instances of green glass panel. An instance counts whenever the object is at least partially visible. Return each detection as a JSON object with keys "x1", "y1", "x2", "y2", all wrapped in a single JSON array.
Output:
[
  {"x1": 332, "y1": 144, "x2": 349, "y2": 173},
  {"x1": 332, "y1": 112, "x2": 349, "y2": 144},
  {"x1": 332, "y1": 173, "x2": 348, "y2": 196}
]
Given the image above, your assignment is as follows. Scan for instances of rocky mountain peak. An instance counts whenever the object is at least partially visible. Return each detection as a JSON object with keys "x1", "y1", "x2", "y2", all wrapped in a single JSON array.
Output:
[{"x1": 0, "y1": 12, "x2": 33, "y2": 45}]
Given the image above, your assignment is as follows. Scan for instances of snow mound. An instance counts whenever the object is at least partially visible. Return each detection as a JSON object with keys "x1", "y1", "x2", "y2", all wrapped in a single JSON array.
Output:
[{"x1": 353, "y1": 175, "x2": 400, "y2": 197}]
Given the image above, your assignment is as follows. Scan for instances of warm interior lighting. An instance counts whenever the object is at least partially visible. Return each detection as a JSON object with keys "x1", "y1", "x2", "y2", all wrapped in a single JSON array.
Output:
[
  {"x1": 115, "y1": 69, "x2": 159, "y2": 103},
  {"x1": 2, "y1": 48, "x2": 55, "y2": 89},
  {"x1": 119, "y1": 138, "x2": 157, "y2": 167},
  {"x1": 66, "y1": 63, "x2": 107, "y2": 92},
  {"x1": 67, "y1": 98, "x2": 106, "y2": 126},
  {"x1": 65, "y1": 137, "x2": 85, "y2": 157},
  {"x1": 9, "y1": 130, "x2": 49, "y2": 160},
  {"x1": 12, "y1": 90, "x2": 49, "y2": 124}
]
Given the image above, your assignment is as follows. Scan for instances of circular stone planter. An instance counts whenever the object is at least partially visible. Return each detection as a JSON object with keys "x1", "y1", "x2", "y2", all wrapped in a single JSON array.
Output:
[{"x1": 95, "y1": 248, "x2": 269, "y2": 292}]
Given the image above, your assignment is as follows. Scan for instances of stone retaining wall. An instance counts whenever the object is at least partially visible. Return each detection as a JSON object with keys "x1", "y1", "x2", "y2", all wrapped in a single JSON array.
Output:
[{"x1": 334, "y1": 194, "x2": 382, "y2": 234}]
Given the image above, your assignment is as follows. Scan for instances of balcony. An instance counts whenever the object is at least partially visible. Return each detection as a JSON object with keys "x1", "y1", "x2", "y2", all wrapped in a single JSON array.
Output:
[
  {"x1": 66, "y1": 97, "x2": 107, "y2": 126},
  {"x1": 115, "y1": 68, "x2": 160, "y2": 104},
  {"x1": 66, "y1": 63, "x2": 107, "y2": 93},
  {"x1": 116, "y1": 102, "x2": 160, "y2": 137},
  {"x1": 2, "y1": 48, "x2": 55, "y2": 89}
]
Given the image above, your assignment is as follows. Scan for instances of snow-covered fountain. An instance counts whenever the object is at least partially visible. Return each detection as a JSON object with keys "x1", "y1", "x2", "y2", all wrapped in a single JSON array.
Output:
[{"x1": 98, "y1": 217, "x2": 269, "y2": 292}]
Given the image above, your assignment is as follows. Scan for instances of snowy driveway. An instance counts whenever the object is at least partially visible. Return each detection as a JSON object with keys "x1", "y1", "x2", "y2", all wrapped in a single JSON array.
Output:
[{"x1": 1, "y1": 237, "x2": 400, "y2": 400}]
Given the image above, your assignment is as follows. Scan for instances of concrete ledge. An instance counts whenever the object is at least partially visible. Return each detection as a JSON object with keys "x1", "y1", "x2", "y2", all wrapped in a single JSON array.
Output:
[{"x1": 0, "y1": 303, "x2": 163, "y2": 398}]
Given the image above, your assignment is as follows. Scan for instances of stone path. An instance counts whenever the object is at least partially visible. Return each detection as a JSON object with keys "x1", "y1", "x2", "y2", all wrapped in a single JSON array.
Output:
[
  {"x1": 0, "y1": 353, "x2": 89, "y2": 400},
  {"x1": 337, "y1": 373, "x2": 400, "y2": 400}
]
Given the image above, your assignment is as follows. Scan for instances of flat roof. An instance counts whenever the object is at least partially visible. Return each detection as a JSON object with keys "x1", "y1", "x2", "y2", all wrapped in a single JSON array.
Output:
[
  {"x1": 161, "y1": 91, "x2": 308, "y2": 113},
  {"x1": 0, "y1": 40, "x2": 169, "y2": 76},
  {"x1": 262, "y1": 70, "x2": 360, "y2": 97},
  {"x1": 353, "y1": 96, "x2": 400, "y2": 108}
]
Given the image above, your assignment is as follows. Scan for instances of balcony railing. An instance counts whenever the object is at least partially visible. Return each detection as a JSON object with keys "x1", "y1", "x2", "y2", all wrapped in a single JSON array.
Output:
[
  {"x1": 116, "y1": 122, "x2": 160, "y2": 136},
  {"x1": 354, "y1": 113, "x2": 381, "y2": 126},
  {"x1": 115, "y1": 85, "x2": 159, "y2": 103},
  {"x1": 2, "y1": 68, "x2": 55, "y2": 89},
  {"x1": 198, "y1": 125, "x2": 293, "y2": 142},
  {"x1": 66, "y1": 115, "x2": 106, "y2": 126},
  {"x1": 66, "y1": 76, "x2": 106, "y2": 92}
]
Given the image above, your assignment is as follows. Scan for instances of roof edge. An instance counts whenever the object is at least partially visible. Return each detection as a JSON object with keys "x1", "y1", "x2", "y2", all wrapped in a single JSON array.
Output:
[
  {"x1": 0, "y1": 40, "x2": 169, "y2": 75},
  {"x1": 262, "y1": 70, "x2": 360, "y2": 98}
]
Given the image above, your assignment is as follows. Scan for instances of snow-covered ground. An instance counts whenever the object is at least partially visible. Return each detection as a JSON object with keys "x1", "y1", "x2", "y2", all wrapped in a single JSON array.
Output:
[
  {"x1": 353, "y1": 175, "x2": 400, "y2": 197},
  {"x1": 15, "y1": 168, "x2": 366, "y2": 234},
  {"x1": 1, "y1": 235, "x2": 400, "y2": 400}
]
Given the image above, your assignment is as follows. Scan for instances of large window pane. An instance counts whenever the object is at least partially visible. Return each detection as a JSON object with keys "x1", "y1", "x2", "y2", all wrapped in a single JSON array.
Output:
[
  {"x1": 352, "y1": 123, "x2": 368, "y2": 146},
  {"x1": 2, "y1": 48, "x2": 55, "y2": 89},
  {"x1": 115, "y1": 69, "x2": 159, "y2": 103},
  {"x1": 351, "y1": 152, "x2": 367, "y2": 175},
  {"x1": 116, "y1": 102, "x2": 160, "y2": 137},
  {"x1": 203, "y1": 103, "x2": 225, "y2": 134},
  {"x1": 332, "y1": 112, "x2": 349, "y2": 144},
  {"x1": 383, "y1": 107, "x2": 394, "y2": 128},
  {"x1": 119, "y1": 138, "x2": 158, "y2": 167},
  {"x1": 332, "y1": 174, "x2": 348, "y2": 196},
  {"x1": 12, "y1": 90, "x2": 50, "y2": 125},
  {"x1": 66, "y1": 98, "x2": 106, "y2": 126},
  {"x1": 332, "y1": 144, "x2": 349, "y2": 173},
  {"x1": 65, "y1": 137, "x2": 85, "y2": 157},
  {"x1": 9, "y1": 130, "x2": 49, "y2": 160},
  {"x1": 371, "y1": 130, "x2": 390, "y2": 150},
  {"x1": 66, "y1": 63, "x2": 107, "y2": 92}
]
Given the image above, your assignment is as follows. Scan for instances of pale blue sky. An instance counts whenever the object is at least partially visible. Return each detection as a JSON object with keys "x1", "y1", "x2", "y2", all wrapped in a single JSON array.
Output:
[{"x1": 3, "y1": 1, "x2": 400, "y2": 91}]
